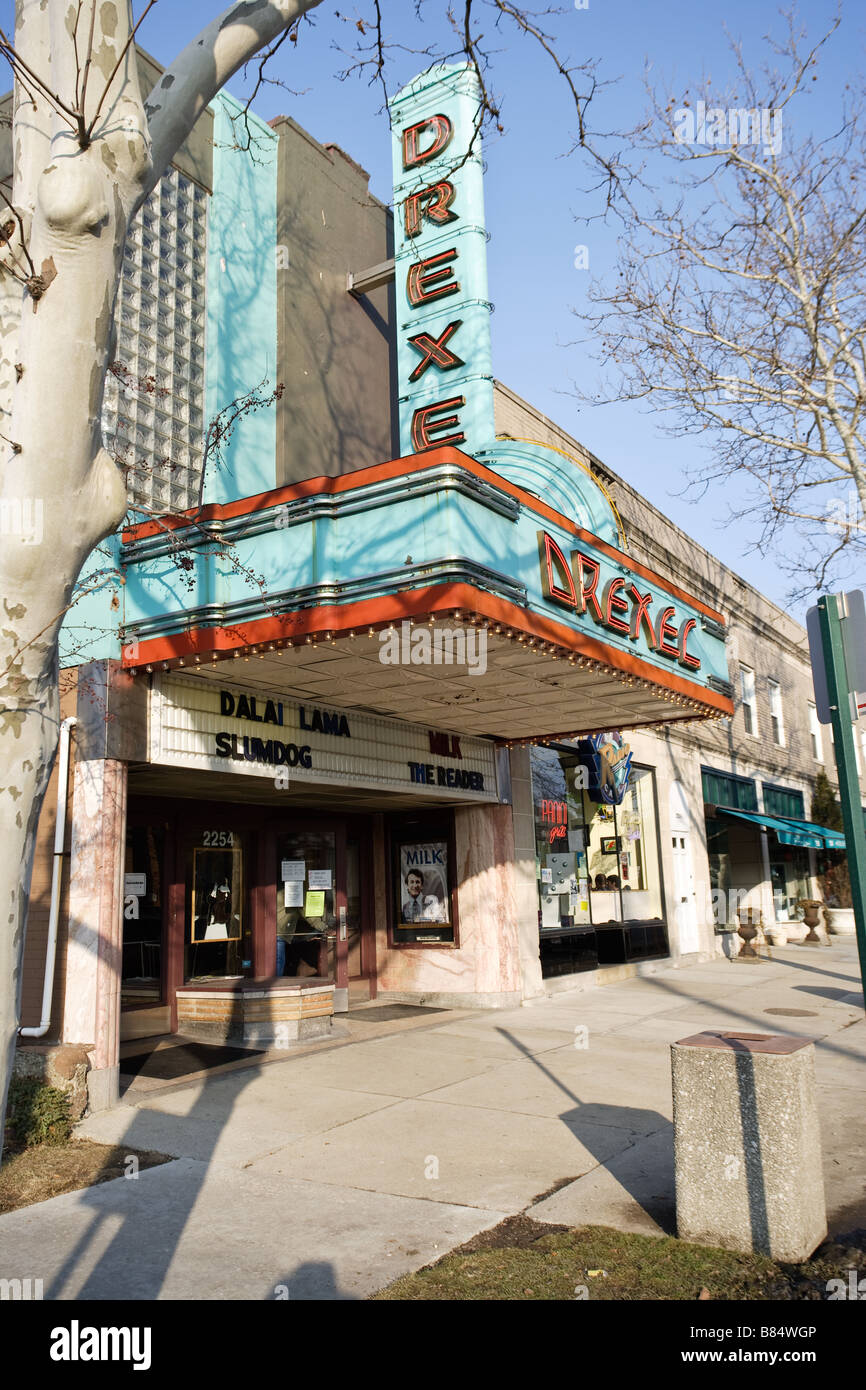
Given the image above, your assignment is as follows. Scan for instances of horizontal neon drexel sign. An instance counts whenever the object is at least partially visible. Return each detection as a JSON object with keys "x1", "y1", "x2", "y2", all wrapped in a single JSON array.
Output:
[{"x1": 540, "y1": 532, "x2": 702, "y2": 671}]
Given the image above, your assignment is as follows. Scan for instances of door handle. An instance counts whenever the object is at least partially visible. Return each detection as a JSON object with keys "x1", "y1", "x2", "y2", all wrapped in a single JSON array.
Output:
[{"x1": 339, "y1": 905, "x2": 347, "y2": 941}]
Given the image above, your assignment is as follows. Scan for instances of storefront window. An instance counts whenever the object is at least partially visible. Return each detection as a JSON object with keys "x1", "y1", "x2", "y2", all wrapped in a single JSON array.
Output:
[
  {"x1": 184, "y1": 829, "x2": 252, "y2": 981},
  {"x1": 769, "y1": 845, "x2": 810, "y2": 922},
  {"x1": 532, "y1": 745, "x2": 667, "y2": 974},
  {"x1": 610, "y1": 767, "x2": 664, "y2": 922},
  {"x1": 388, "y1": 814, "x2": 456, "y2": 946},
  {"x1": 705, "y1": 817, "x2": 731, "y2": 925}
]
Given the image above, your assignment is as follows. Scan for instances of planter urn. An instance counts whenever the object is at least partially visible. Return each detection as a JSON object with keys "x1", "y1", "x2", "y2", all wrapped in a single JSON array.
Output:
[
  {"x1": 799, "y1": 900, "x2": 823, "y2": 945},
  {"x1": 736, "y1": 907, "x2": 762, "y2": 959}
]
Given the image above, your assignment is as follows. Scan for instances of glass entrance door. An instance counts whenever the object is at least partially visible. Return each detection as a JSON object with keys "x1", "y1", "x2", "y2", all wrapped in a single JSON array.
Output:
[
  {"x1": 346, "y1": 837, "x2": 363, "y2": 979},
  {"x1": 275, "y1": 830, "x2": 338, "y2": 981},
  {"x1": 123, "y1": 823, "x2": 165, "y2": 1005}
]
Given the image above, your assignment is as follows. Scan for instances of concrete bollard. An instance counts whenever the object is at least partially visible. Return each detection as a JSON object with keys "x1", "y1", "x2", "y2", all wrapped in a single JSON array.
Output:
[{"x1": 671, "y1": 1030, "x2": 827, "y2": 1262}]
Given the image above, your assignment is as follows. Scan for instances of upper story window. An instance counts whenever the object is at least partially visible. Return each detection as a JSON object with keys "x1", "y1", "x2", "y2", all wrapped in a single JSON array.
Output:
[
  {"x1": 740, "y1": 666, "x2": 757, "y2": 736},
  {"x1": 762, "y1": 783, "x2": 805, "y2": 819},
  {"x1": 701, "y1": 767, "x2": 758, "y2": 813},
  {"x1": 768, "y1": 679, "x2": 785, "y2": 746},
  {"x1": 808, "y1": 703, "x2": 823, "y2": 762}
]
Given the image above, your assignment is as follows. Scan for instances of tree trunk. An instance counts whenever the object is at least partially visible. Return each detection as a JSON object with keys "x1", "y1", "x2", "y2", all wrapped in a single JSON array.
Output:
[
  {"x1": 0, "y1": 2, "x2": 146, "y2": 1156},
  {"x1": 0, "y1": 644, "x2": 59, "y2": 1141},
  {"x1": 0, "y1": 0, "x2": 327, "y2": 1160}
]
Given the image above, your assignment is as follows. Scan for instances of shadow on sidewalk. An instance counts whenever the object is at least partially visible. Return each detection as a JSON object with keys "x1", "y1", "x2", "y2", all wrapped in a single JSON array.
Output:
[
  {"x1": 46, "y1": 1063, "x2": 264, "y2": 1300},
  {"x1": 496, "y1": 1028, "x2": 676, "y2": 1235}
]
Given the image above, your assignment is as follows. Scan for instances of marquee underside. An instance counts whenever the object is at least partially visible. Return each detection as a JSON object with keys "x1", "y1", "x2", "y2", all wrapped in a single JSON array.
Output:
[{"x1": 129, "y1": 623, "x2": 729, "y2": 744}]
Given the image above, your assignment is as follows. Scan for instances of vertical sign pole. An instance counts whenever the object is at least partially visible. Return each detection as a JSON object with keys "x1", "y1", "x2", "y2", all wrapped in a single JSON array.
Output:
[{"x1": 818, "y1": 594, "x2": 866, "y2": 1003}]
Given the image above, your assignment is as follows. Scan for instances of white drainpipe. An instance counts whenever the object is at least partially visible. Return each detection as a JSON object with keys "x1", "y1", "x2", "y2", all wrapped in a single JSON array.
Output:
[{"x1": 20, "y1": 716, "x2": 77, "y2": 1039}]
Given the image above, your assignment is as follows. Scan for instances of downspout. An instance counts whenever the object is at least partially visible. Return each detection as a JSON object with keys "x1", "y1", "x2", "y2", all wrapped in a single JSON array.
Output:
[{"x1": 19, "y1": 716, "x2": 77, "y2": 1039}]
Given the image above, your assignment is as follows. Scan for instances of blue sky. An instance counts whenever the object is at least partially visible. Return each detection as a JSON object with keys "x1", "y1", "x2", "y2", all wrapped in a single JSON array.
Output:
[{"x1": 4, "y1": 1, "x2": 863, "y2": 618}]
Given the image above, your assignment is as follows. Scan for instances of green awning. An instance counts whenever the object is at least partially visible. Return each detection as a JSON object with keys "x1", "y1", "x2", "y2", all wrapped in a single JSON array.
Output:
[
  {"x1": 774, "y1": 816, "x2": 846, "y2": 850},
  {"x1": 714, "y1": 806, "x2": 845, "y2": 850}
]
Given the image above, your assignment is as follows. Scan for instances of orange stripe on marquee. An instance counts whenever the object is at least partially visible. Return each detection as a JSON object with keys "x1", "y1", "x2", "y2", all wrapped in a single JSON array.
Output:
[{"x1": 122, "y1": 583, "x2": 733, "y2": 716}]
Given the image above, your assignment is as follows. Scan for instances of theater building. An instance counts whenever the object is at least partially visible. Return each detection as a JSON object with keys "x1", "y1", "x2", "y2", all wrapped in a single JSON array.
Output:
[{"x1": 15, "y1": 61, "x2": 744, "y2": 1112}]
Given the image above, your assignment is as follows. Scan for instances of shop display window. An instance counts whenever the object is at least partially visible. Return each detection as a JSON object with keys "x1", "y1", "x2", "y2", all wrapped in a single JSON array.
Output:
[
  {"x1": 389, "y1": 815, "x2": 457, "y2": 945},
  {"x1": 184, "y1": 829, "x2": 252, "y2": 981},
  {"x1": 531, "y1": 745, "x2": 667, "y2": 971},
  {"x1": 769, "y1": 846, "x2": 810, "y2": 922}
]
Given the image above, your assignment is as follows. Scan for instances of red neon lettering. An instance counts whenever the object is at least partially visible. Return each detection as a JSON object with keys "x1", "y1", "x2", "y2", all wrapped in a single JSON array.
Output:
[
  {"x1": 657, "y1": 606, "x2": 680, "y2": 658},
  {"x1": 406, "y1": 249, "x2": 460, "y2": 307},
  {"x1": 574, "y1": 553, "x2": 604, "y2": 623},
  {"x1": 603, "y1": 578, "x2": 631, "y2": 635},
  {"x1": 411, "y1": 397, "x2": 466, "y2": 451},
  {"x1": 628, "y1": 585, "x2": 656, "y2": 646},
  {"x1": 542, "y1": 534, "x2": 577, "y2": 607},
  {"x1": 407, "y1": 321, "x2": 464, "y2": 383},
  {"x1": 404, "y1": 181, "x2": 458, "y2": 238},
  {"x1": 402, "y1": 115, "x2": 453, "y2": 169},
  {"x1": 678, "y1": 617, "x2": 701, "y2": 670}
]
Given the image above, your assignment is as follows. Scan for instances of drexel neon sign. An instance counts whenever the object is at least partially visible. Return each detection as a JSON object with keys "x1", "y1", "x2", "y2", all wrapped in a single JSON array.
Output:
[
  {"x1": 390, "y1": 65, "x2": 495, "y2": 458},
  {"x1": 540, "y1": 532, "x2": 702, "y2": 672}
]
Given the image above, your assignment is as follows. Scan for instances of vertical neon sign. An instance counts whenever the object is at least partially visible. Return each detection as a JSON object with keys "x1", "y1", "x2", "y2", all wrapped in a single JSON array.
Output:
[{"x1": 389, "y1": 65, "x2": 495, "y2": 457}]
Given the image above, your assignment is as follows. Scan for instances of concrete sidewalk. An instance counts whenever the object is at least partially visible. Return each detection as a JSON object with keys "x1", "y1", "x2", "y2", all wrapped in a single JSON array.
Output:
[{"x1": 2, "y1": 943, "x2": 864, "y2": 1299}]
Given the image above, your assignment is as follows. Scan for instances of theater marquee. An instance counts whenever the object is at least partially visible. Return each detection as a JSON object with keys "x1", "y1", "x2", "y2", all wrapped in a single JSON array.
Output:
[{"x1": 148, "y1": 675, "x2": 501, "y2": 801}]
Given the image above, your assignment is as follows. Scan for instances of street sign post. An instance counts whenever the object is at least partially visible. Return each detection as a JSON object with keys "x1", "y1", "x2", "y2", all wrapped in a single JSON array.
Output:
[
  {"x1": 814, "y1": 593, "x2": 866, "y2": 1005},
  {"x1": 807, "y1": 590, "x2": 866, "y2": 724}
]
